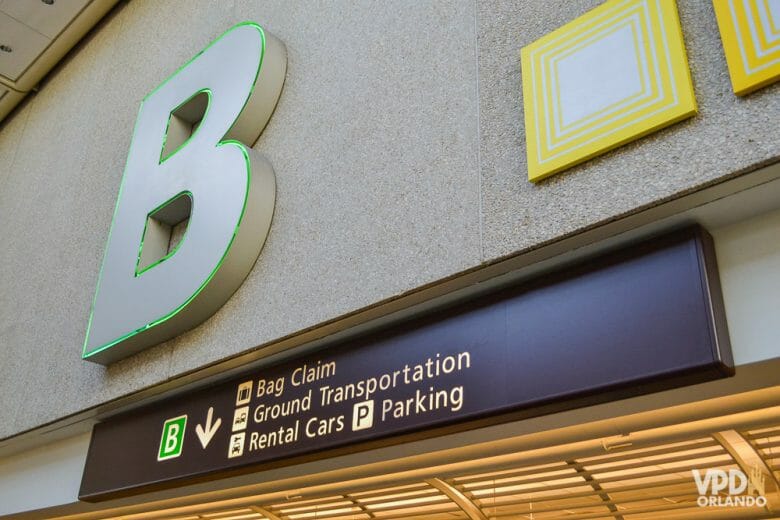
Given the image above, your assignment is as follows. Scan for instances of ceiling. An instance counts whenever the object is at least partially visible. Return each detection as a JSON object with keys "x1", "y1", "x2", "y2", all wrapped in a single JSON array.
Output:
[
  {"x1": 52, "y1": 390, "x2": 780, "y2": 520},
  {"x1": 112, "y1": 428, "x2": 778, "y2": 520},
  {"x1": 0, "y1": 0, "x2": 118, "y2": 122}
]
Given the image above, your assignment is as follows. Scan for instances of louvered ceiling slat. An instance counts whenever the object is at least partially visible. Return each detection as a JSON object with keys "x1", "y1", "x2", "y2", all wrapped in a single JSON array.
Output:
[{"x1": 88, "y1": 417, "x2": 780, "y2": 520}]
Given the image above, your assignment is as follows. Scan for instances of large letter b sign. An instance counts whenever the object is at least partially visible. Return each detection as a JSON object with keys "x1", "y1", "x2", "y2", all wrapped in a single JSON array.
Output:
[{"x1": 83, "y1": 23, "x2": 286, "y2": 364}]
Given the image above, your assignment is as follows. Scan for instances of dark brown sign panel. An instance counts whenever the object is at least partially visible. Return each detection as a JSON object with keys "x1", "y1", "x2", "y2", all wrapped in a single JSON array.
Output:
[{"x1": 79, "y1": 226, "x2": 733, "y2": 501}]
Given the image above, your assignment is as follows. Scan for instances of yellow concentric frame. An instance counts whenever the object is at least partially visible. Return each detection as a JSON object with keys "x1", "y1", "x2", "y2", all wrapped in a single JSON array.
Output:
[
  {"x1": 521, "y1": 0, "x2": 697, "y2": 182},
  {"x1": 714, "y1": 0, "x2": 780, "y2": 96}
]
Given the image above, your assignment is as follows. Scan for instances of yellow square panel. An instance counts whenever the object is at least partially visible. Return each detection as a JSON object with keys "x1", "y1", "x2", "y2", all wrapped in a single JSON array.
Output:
[
  {"x1": 521, "y1": 0, "x2": 697, "y2": 182},
  {"x1": 714, "y1": 0, "x2": 780, "y2": 95}
]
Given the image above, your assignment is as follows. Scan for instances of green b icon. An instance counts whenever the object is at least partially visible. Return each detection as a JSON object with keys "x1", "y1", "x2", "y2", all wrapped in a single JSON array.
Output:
[{"x1": 158, "y1": 415, "x2": 187, "y2": 461}]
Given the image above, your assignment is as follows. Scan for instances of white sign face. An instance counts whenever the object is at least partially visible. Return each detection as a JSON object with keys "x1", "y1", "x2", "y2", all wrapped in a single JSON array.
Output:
[{"x1": 83, "y1": 23, "x2": 287, "y2": 364}]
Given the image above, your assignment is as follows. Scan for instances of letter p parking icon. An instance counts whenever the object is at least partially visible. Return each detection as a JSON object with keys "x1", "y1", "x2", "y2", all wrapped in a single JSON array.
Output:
[{"x1": 352, "y1": 400, "x2": 375, "y2": 431}]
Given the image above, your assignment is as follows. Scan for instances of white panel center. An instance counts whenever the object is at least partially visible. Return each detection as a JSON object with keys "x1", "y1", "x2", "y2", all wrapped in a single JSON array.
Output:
[
  {"x1": 556, "y1": 24, "x2": 643, "y2": 128},
  {"x1": 764, "y1": 0, "x2": 780, "y2": 42}
]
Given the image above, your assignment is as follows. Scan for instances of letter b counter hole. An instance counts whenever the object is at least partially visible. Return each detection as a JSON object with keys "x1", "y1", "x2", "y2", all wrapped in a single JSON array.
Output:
[
  {"x1": 136, "y1": 192, "x2": 192, "y2": 275},
  {"x1": 160, "y1": 90, "x2": 209, "y2": 162},
  {"x1": 134, "y1": 90, "x2": 210, "y2": 275}
]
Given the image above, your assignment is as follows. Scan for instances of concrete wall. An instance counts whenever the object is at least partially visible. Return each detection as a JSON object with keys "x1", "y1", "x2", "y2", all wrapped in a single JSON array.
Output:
[{"x1": 0, "y1": 0, "x2": 778, "y2": 440}]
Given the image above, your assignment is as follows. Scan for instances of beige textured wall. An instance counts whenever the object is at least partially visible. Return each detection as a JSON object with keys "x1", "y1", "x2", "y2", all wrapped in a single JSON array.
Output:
[{"x1": 0, "y1": 0, "x2": 777, "y2": 439}]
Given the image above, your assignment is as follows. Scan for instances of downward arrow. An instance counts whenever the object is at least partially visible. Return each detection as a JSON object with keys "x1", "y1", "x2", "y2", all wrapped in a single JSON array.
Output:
[{"x1": 195, "y1": 406, "x2": 222, "y2": 449}]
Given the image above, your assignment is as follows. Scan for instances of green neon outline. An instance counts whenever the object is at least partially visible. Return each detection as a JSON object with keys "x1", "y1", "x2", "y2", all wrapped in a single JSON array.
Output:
[
  {"x1": 83, "y1": 22, "x2": 269, "y2": 360},
  {"x1": 134, "y1": 190, "x2": 194, "y2": 277},
  {"x1": 159, "y1": 89, "x2": 212, "y2": 164}
]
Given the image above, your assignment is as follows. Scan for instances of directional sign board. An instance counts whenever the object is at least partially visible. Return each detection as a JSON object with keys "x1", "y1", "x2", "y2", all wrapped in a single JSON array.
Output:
[{"x1": 79, "y1": 227, "x2": 733, "y2": 501}]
